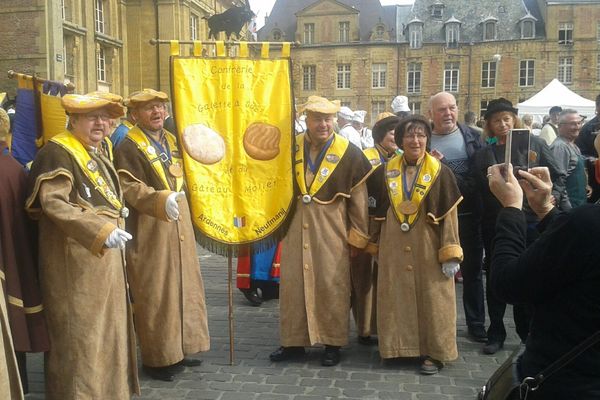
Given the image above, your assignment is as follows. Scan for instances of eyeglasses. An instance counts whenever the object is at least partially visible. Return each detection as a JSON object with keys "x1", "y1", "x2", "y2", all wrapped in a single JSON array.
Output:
[
  {"x1": 141, "y1": 103, "x2": 165, "y2": 112},
  {"x1": 403, "y1": 133, "x2": 428, "y2": 140},
  {"x1": 84, "y1": 114, "x2": 111, "y2": 122},
  {"x1": 559, "y1": 121, "x2": 582, "y2": 127}
]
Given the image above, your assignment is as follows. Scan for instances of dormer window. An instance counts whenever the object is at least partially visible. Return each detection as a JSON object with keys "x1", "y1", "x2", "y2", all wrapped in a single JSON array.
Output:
[
  {"x1": 407, "y1": 18, "x2": 423, "y2": 49},
  {"x1": 376, "y1": 25, "x2": 385, "y2": 37},
  {"x1": 444, "y1": 17, "x2": 461, "y2": 48},
  {"x1": 519, "y1": 12, "x2": 537, "y2": 39},
  {"x1": 272, "y1": 29, "x2": 282, "y2": 41},
  {"x1": 481, "y1": 17, "x2": 498, "y2": 41},
  {"x1": 430, "y1": 2, "x2": 445, "y2": 20}
]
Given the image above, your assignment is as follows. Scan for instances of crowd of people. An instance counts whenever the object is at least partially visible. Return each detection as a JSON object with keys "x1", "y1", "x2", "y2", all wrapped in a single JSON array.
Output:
[{"x1": 0, "y1": 87, "x2": 599, "y2": 399}]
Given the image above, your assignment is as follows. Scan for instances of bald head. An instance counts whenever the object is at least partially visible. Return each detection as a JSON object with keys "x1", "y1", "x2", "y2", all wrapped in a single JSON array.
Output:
[{"x1": 428, "y1": 92, "x2": 458, "y2": 134}]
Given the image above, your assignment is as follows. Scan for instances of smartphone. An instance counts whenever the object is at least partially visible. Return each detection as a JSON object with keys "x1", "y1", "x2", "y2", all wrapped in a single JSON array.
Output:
[{"x1": 503, "y1": 129, "x2": 531, "y2": 181}]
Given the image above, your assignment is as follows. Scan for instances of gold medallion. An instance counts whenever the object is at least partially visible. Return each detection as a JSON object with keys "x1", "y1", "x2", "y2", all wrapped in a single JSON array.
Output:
[
  {"x1": 169, "y1": 163, "x2": 183, "y2": 177},
  {"x1": 398, "y1": 200, "x2": 418, "y2": 215}
]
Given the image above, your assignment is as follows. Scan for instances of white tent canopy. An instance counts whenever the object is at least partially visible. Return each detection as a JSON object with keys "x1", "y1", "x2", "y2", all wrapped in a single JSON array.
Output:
[{"x1": 517, "y1": 79, "x2": 596, "y2": 123}]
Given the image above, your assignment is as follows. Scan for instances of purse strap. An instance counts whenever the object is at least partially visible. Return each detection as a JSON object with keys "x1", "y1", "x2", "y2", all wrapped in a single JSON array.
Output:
[{"x1": 522, "y1": 330, "x2": 600, "y2": 393}]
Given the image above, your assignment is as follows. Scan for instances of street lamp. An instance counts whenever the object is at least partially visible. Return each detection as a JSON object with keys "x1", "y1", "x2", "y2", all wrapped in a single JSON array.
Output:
[{"x1": 493, "y1": 54, "x2": 502, "y2": 97}]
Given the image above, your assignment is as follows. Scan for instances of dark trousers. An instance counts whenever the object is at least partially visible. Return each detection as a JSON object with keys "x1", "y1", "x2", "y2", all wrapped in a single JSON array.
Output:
[
  {"x1": 484, "y1": 222, "x2": 535, "y2": 343},
  {"x1": 458, "y1": 214, "x2": 485, "y2": 329}
]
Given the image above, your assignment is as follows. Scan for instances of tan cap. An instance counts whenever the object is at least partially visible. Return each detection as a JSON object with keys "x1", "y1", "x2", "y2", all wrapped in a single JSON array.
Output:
[
  {"x1": 86, "y1": 91, "x2": 123, "y2": 104},
  {"x1": 125, "y1": 88, "x2": 169, "y2": 107},
  {"x1": 61, "y1": 94, "x2": 125, "y2": 118},
  {"x1": 298, "y1": 95, "x2": 340, "y2": 115},
  {"x1": 376, "y1": 111, "x2": 396, "y2": 122}
]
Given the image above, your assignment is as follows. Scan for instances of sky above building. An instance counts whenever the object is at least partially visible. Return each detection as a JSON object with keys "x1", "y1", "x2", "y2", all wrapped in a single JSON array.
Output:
[{"x1": 248, "y1": 0, "x2": 414, "y2": 29}]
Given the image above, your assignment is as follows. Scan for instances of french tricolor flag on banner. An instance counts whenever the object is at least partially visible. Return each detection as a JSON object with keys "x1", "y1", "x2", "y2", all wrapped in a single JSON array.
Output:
[{"x1": 233, "y1": 216, "x2": 246, "y2": 228}]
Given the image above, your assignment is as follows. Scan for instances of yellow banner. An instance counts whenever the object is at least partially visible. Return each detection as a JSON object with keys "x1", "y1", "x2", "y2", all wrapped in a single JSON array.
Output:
[{"x1": 171, "y1": 56, "x2": 294, "y2": 247}]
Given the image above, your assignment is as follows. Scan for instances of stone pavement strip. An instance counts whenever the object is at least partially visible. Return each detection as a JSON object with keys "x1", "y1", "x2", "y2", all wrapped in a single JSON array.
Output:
[{"x1": 25, "y1": 247, "x2": 520, "y2": 399}]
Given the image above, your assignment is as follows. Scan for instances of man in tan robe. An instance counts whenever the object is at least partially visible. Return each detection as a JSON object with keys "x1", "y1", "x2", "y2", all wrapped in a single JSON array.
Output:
[
  {"x1": 269, "y1": 96, "x2": 372, "y2": 367},
  {"x1": 114, "y1": 89, "x2": 210, "y2": 382},
  {"x1": 25, "y1": 94, "x2": 140, "y2": 399}
]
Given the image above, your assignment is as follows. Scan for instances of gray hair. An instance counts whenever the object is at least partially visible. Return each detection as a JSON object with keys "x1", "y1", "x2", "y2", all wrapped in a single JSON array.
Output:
[{"x1": 558, "y1": 109, "x2": 579, "y2": 123}]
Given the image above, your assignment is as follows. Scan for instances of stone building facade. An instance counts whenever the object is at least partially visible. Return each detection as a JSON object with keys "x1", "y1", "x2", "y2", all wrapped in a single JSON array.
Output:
[
  {"x1": 0, "y1": 0, "x2": 245, "y2": 97},
  {"x1": 260, "y1": 0, "x2": 600, "y2": 124}
]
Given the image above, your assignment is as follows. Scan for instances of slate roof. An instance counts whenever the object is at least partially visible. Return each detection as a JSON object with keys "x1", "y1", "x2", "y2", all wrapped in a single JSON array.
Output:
[
  {"x1": 258, "y1": 0, "x2": 396, "y2": 42},
  {"x1": 400, "y1": 0, "x2": 545, "y2": 44}
]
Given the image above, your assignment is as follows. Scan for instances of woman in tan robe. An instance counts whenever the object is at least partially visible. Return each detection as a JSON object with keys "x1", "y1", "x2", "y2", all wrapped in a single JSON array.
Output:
[
  {"x1": 25, "y1": 94, "x2": 139, "y2": 399},
  {"x1": 368, "y1": 115, "x2": 463, "y2": 375}
]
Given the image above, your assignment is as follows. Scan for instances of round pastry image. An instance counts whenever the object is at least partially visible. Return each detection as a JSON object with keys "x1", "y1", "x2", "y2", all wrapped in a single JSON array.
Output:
[
  {"x1": 243, "y1": 122, "x2": 281, "y2": 161},
  {"x1": 182, "y1": 123, "x2": 226, "y2": 165}
]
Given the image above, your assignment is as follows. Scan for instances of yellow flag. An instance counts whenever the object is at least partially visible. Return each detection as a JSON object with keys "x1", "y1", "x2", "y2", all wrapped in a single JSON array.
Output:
[{"x1": 171, "y1": 56, "x2": 294, "y2": 250}]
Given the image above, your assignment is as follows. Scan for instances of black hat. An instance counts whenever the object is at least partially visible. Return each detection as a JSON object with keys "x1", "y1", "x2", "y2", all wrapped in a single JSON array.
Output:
[
  {"x1": 372, "y1": 115, "x2": 401, "y2": 143},
  {"x1": 484, "y1": 98, "x2": 518, "y2": 120},
  {"x1": 549, "y1": 106, "x2": 563, "y2": 115}
]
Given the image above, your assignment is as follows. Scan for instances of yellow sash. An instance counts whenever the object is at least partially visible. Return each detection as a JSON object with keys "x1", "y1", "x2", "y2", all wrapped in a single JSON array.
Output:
[
  {"x1": 385, "y1": 152, "x2": 441, "y2": 227},
  {"x1": 50, "y1": 131, "x2": 123, "y2": 211},
  {"x1": 295, "y1": 133, "x2": 349, "y2": 198},
  {"x1": 363, "y1": 147, "x2": 383, "y2": 170},
  {"x1": 123, "y1": 120, "x2": 134, "y2": 130},
  {"x1": 127, "y1": 126, "x2": 184, "y2": 191}
]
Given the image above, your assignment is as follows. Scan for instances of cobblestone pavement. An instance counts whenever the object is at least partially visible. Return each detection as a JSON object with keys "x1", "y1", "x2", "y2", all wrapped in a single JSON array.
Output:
[{"x1": 25, "y1": 247, "x2": 520, "y2": 399}]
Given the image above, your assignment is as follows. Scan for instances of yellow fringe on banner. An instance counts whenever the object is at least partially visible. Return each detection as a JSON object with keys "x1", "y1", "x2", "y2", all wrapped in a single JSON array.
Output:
[
  {"x1": 239, "y1": 42, "x2": 249, "y2": 58},
  {"x1": 216, "y1": 41, "x2": 225, "y2": 56},
  {"x1": 193, "y1": 41, "x2": 203, "y2": 57},
  {"x1": 282, "y1": 43, "x2": 291, "y2": 58},
  {"x1": 261, "y1": 43, "x2": 269, "y2": 58},
  {"x1": 170, "y1": 40, "x2": 180, "y2": 56},
  {"x1": 171, "y1": 56, "x2": 294, "y2": 252}
]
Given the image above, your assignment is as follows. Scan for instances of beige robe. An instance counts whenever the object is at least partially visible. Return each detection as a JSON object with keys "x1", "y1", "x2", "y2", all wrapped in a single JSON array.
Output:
[
  {"x1": 280, "y1": 134, "x2": 372, "y2": 347},
  {"x1": 0, "y1": 283, "x2": 23, "y2": 400},
  {"x1": 372, "y1": 164, "x2": 463, "y2": 362},
  {"x1": 115, "y1": 136, "x2": 210, "y2": 367},
  {"x1": 26, "y1": 142, "x2": 139, "y2": 399}
]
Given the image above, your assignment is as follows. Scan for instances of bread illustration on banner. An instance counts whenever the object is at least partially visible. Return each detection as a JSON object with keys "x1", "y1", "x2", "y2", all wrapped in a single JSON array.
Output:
[
  {"x1": 243, "y1": 122, "x2": 281, "y2": 161},
  {"x1": 182, "y1": 123, "x2": 226, "y2": 165}
]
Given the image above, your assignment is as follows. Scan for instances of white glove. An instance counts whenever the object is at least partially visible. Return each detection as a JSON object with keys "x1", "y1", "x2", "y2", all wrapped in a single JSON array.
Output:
[
  {"x1": 105, "y1": 228, "x2": 132, "y2": 250},
  {"x1": 442, "y1": 261, "x2": 460, "y2": 278},
  {"x1": 165, "y1": 191, "x2": 186, "y2": 221}
]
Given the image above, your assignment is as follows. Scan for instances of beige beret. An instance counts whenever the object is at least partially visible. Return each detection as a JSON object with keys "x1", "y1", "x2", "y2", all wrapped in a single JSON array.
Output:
[
  {"x1": 86, "y1": 91, "x2": 123, "y2": 104},
  {"x1": 298, "y1": 95, "x2": 341, "y2": 115},
  {"x1": 61, "y1": 94, "x2": 125, "y2": 119},
  {"x1": 0, "y1": 108, "x2": 9, "y2": 140},
  {"x1": 125, "y1": 88, "x2": 169, "y2": 107}
]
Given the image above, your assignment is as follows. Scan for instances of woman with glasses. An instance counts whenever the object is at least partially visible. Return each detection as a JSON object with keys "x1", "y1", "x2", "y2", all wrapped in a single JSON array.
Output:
[
  {"x1": 473, "y1": 98, "x2": 567, "y2": 356},
  {"x1": 366, "y1": 115, "x2": 463, "y2": 375}
]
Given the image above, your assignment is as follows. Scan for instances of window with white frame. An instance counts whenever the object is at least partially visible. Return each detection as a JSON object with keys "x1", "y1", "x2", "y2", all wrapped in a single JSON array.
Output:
[
  {"x1": 408, "y1": 23, "x2": 423, "y2": 49},
  {"x1": 304, "y1": 23, "x2": 314, "y2": 44},
  {"x1": 97, "y1": 47, "x2": 106, "y2": 82},
  {"x1": 60, "y1": 0, "x2": 65, "y2": 19},
  {"x1": 558, "y1": 23, "x2": 573, "y2": 45},
  {"x1": 190, "y1": 14, "x2": 199, "y2": 40},
  {"x1": 376, "y1": 25, "x2": 385, "y2": 38},
  {"x1": 521, "y1": 20, "x2": 535, "y2": 39},
  {"x1": 483, "y1": 21, "x2": 496, "y2": 41},
  {"x1": 446, "y1": 23, "x2": 459, "y2": 47},
  {"x1": 444, "y1": 62, "x2": 459, "y2": 92},
  {"x1": 337, "y1": 64, "x2": 351, "y2": 89},
  {"x1": 431, "y1": 4, "x2": 444, "y2": 19},
  {"x1": 339, "y1": 21, "x2": 350, "y2": 43},
  {"x1": 558, "y1": 56, "x2": 573, "y2": 84},
  {"x1": 480, "y1": 100, "x2": 490, "y2": 119},
  {"x1": 597, "y1": 22, "x2": 600, "y2": 43},
  {"x1": 272, "y1": 29, "x2": 282, "y2": 41},
  {"x1": 407, "y1": 62, "x2": 421, "y2": 94},
  {"x1": 372, "y1": 63, "x2": 386, "y2": 88},
  {"x1": 303, "y1": 65, "x2": 316, "y2": 91},
  {"x1": 519, "y1": 60, "x2": 535, "y2": 87},
  {"x1": 409, "y1": 101, "x2": 421, "y2": 115},
  {"x1": 371, "y1": 101, "x2": 386, "y2": 124},
  {"x1": 95, "y1": 0, "x2": 105, "y2": 33},
  {"x1": 481, "y1": 61, "x2": 496, "y2": 88},
  {"x1": 596, "y1": 54, "x2": 600, "y2": 84},
  {"x1": 64, "y1": 36, "x2": 75, "y2": 77}
]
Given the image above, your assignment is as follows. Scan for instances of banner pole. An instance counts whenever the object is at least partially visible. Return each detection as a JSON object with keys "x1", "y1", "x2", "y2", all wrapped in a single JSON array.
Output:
[{"x1": 228, "y1": 251, "x2": 235, "y2": 365}]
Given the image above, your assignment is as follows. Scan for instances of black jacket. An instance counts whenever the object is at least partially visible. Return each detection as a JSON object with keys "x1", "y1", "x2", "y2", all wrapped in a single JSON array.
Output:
[
  {"x1": 437, "y1": 123, "x2": 485, "y2": 216},
  {"x1": 491, "y1": 206, "x2": 600, "y2": 399}
]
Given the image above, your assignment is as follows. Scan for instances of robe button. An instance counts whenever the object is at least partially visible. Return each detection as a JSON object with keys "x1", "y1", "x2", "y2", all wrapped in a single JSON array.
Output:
[
  {"x1": 406, "y1": 265, "x2": 413, "y2": 271},
  {"x1": 404, "y1": 246, "x2": 411, "y2": 252},
  {"x1": 303, "y1": 223, "x2": 309, "y2": 229},
  {"x1": 304, "y1": 244, "x2": 309, "y2": 249},
  {"x1": 304, "y1": 264, "x2": 309, "y2": 270},
  {"x1": 180, "y1": 235, "x2": 185, "y2": 241}
]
